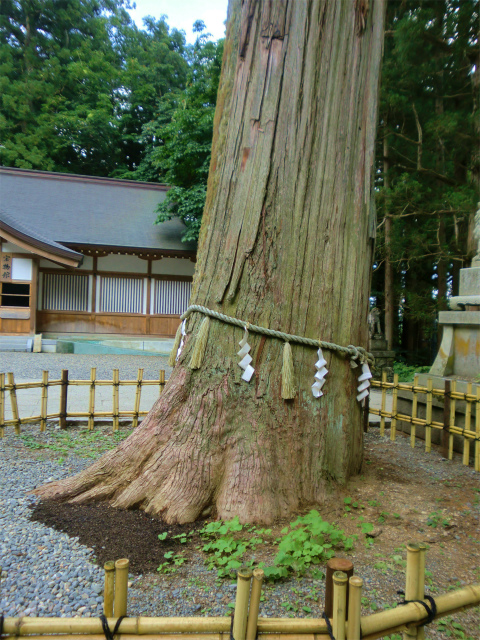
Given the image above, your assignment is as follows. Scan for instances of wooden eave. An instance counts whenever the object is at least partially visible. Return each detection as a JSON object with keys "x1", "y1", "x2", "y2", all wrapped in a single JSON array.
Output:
[
  {"x1": 0, "y1": 221, "x2": 83, "y2": 268},
  {"x1": 66, "y1": 243, "x2": 196, "y2": 262}
]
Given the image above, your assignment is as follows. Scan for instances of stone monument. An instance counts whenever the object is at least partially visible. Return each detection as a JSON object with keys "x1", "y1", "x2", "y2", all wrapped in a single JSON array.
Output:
[
  {"x1": 430, "y1": 202, "x2": 480, "y2": 378},
  {"x1": 368, "y1": 306, "x2": 395, "y2": 377}
]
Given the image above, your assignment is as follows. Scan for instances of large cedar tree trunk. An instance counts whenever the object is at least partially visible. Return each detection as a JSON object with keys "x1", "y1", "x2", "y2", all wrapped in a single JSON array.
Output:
[{"x1": 34, "y1": 0, "x2": 386, "y2": 524}]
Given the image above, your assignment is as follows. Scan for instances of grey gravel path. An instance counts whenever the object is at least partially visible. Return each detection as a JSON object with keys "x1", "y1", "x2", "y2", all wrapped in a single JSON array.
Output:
[
  {"x1": 0, "y1": 352, "x2": 173, "y2": 381},
  {"x1": 0, "y1": 446, "x2": 104, "y2": 618}
]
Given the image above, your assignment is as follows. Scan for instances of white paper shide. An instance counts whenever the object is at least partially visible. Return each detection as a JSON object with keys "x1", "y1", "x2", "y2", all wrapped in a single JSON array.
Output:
[
  {"x1": 356, "y1": 362, "x2": 372, "y2": 403},
  {"x1": 312, "y1": 348, "x2": 328, "y2": 398},
  {"x1": 237, "y1": 328, "x2": 255, "y2": 382},
  {"x1": 176, "y1": 319, "x2": 187, "y2": 361}
]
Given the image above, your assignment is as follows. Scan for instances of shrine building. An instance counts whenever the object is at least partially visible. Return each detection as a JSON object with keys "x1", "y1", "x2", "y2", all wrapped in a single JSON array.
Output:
[{"x1": 0, "y1": 167, "x2": 196, "y2": 338}]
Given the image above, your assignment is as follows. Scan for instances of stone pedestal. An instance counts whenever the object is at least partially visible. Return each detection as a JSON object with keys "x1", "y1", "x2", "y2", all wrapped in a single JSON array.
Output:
[
  {"x1": 430, "y1": 267, "x2": 480, "y2": 378},
  {"x1": 369, "y1": 334, "x2": 395, "y2": 379}
]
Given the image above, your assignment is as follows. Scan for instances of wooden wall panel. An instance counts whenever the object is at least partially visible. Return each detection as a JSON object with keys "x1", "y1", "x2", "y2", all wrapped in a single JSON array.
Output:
[
  {"x1": 37, "y1": 312, "x2": 94, "y2": 333},
  {"x1": 94, "y1": 314, "x2": 147, "y2": 335},
  {"x1": 0, "y1": 318, "x2": 31, "y2": 334},
  {"x1": 36, "y1": 311, "x2": 180, "y2": 337},
  {"x1": 149, "y1": 315, "x2": 181, "y2": 336}
]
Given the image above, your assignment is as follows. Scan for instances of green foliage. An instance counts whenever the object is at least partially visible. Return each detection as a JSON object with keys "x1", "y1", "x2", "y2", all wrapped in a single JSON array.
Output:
[
  {"x1": 393, "y1": 361, "x2": 430, "y2": 382},
  {"x1": 144, "y1": 29, "x2": 224, "y2": 241},
  {"x1": 191, "y1": 511, "x2": 355, "y2": 582},
  {"x1": 199, "y1": 516, "x2": 257, "y2": 578},
  {"x1": 427, "y1": 510, "x2": 451, "y2": 528},
  {"x1": 0, "y1": 2, "x2": 190, "y2": 177},
  {"x1": 374, "y1": 0, "x2": 479, "y2": 362},
  {"x1": 263, "y1": 510, "x2": 354, "y2": 581},
  {"x1": 436, "y1": 616, "x2": 476, "y2": 640},
  {"x1": 157, "y1": 550, "x2": 186, "y2": 574},
  {"x1": 20, "y1": 428, "x2": 131, "y2": 459}
]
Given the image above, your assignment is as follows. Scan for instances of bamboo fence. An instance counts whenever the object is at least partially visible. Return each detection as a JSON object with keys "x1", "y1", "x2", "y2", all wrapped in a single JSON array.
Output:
[
  {"x1": 0, "y1": 369, "x2": 166, "y2": 435},
  {"x1": 1, "y1": 545, "x2": 479, "y2": 640},
  {"x1": 370, "y1": 372, "x2": 480, "y2": 473}
]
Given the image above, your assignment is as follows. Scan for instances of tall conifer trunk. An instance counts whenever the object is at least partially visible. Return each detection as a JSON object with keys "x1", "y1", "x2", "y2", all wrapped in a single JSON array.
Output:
[{"x1": 34, "y1": 0, "x2": 386, "y2": 524}]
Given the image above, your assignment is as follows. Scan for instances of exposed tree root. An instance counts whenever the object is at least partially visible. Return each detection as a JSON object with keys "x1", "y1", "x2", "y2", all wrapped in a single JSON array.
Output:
[{"x1": 31, "y1": 361, "x2": 352, "y2": 524}]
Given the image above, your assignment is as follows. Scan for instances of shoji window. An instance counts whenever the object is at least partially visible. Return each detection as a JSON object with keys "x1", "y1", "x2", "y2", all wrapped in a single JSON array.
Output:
[
  {"x1": 153, "y1": 279, "x2": 192, "y2": 315},
  {"x1": 42, "y1": 273, "x2": 89, "y2": 311},
  {"x1": 99, "y1": 276, "x2": 144, "y2": 313}
]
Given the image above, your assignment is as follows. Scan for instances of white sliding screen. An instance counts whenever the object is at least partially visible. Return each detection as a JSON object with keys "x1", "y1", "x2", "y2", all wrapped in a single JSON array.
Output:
[
  {"x1": 99, "y1": 276, "x2": 144, "y2": 313},
  {"x1": 153, "y1": 279, "x2": 192, "y2": 315},
  {"x1": 42, "y1": 273, "x2": 89, "y2": 311}
]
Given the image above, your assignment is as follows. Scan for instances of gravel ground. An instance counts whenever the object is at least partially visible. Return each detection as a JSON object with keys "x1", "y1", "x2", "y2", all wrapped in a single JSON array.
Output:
[
  {"x1": 0, "y1": 448, "x2": 104, "y2": 617},
  {"x1": 0, "y1": 353, "x2": 173, "y2": 381}
]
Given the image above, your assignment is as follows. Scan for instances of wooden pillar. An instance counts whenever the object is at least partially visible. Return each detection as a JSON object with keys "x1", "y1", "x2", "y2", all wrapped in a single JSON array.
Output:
[
  {"x1": 59, "y1": 369, "x2": 68, "y2": 430},
  {"x1": 29, "y1": 259, "x2": 38, "y2": 335}
]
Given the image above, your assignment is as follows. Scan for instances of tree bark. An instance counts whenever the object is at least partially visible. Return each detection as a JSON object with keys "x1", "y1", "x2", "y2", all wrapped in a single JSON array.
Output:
[
  {"x1": 383, "y1": 134, "x2": 394, "y2": 350},
  {"x1": 34, "y1": 0, "x2": 386, "y2": 524}
]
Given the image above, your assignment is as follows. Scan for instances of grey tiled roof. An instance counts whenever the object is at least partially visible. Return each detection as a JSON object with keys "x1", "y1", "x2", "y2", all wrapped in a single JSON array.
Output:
[
  {"x1": 0, "y1": 168, "x2": 196, "y2": 253},
  {"x1": 0, "y1": 209, "x2": 83, "y2": 263}
]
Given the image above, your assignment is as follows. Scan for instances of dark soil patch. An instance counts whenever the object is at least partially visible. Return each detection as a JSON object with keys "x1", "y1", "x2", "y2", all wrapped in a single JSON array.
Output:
[{"x1": 30, "y1": 501, "x2": 203, "y2": 575}]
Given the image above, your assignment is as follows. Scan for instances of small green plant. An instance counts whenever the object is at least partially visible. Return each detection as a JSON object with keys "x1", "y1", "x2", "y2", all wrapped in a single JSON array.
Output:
[
  {"x1": 427, "y1": 510, "x2": 451, "y2": 528},
  {"x1": 261, "y1": 510, "x2": 355, "y2": 580},
  {"x1": 199, "y1": 516, "x2": 260, "y2": 578},
  {"x1": 157, "y1": 551, "x2": 186, "y2": 574}
]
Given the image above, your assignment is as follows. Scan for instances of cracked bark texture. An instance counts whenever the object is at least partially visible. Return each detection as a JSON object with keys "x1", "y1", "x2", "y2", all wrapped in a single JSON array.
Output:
[{"x1": 34, "y1": 0, "x2": 386, "y2": 524}]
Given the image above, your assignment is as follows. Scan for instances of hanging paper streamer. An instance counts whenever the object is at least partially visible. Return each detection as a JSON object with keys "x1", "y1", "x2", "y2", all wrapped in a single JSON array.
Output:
[
  {"x1": 311, "y1": 348, "x2": 328, "y2": 398},
  {"x1": 176, "y1": 319, "x2": 187, "y2": 361},
  {"x1": 356, "y1": 362, "x2": 372, "y2": 403},
  {"x1": 237, "y1": 327, "x2": 255, "y2": 382},
  {"x1": 168, "y1": 320, "x2": 185, "y2": 367}
]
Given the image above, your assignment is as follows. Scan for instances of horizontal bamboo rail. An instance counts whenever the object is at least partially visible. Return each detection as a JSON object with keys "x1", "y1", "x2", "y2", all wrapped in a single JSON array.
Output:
[
  {"x1": 2, "y1": 542, "x2": 480, "y2": 640},
  {"x1": 370, "y1": 374, "x2": 480, "y2": 472},
  {"x1": 3, "y1": 582, "x2": 479, "y2": 639},
  {"x1": 0, "y1": 369, "x2": 166, "y2": 435}
]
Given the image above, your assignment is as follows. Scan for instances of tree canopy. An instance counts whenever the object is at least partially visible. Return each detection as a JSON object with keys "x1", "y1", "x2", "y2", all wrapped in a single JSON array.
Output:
[{"x1": 373, "y1": 0, "x2": 478, "y2": 362}]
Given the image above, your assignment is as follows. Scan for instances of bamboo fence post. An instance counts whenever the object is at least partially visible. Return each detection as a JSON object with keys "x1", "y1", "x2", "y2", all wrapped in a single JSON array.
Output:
[
  {"x1": 332, "y1": 571, "x2": 348, "y2": 640},
  {"x1": 133, "y1": 369, "x2": 143, "y2": 429},
  {"x1": 40, "y1": 370, "x2": 49, "y2": 432},
  {"x1": 232, "y1": 568, "x2": 252, "y2": 640},
  {"x1": 159, "y1": 369, "x2": 165, "y2": 395},
  {"x1": 103, "y1": 561, "x2": 115, "y2": 617},
  {"x1": 0, "y1": 372, "x2": 5, "y2": 438},
  {"x1": 449, "y1": 380, "x2": 457, "y2": 460},
  {"x1": 411, "y1": 374, "x2": 419, "y2": 449},
  {"x1": 246, "y1": 568, "x2": 264, "y2": 640},
  {"x1": 7, "y1": 372, "x2": 20, "y2": 434},
  {"x1": 442, "y1": 379, "x2": 451, "y2": 459},
  {"x1": 59, "y1": 369, "x2": 68, "y2": 430},
  {"x1": 347, "y1": 576, "x2": 363, "y2": 640},
  {"x1": 475, "y1": 386, "x2": 480, "y2": 472},
  {"x1": 113, "y1": 558, "x2": 129, "y2": 617},
  {"x1": 403, "y1": 543, "x2": 421, "y2": 640},
  {"x1": 380, "y1": 370, "x2": 387, "y2": 437},
  {"x1": 391, "y1": 373, "x2": 399, "y2": 441},
  {"x1": 463, "y1": 383, "x2": 472, "y2": 466},
  {"x1": 416, "y1": 543, "x2": 427, "y2": 640},
  {"x1": 88, "y1": 368, "x2": 96, "y2": 431},
  {"x1": 425, "y1": 378, "x2": 433, "y2": 453},
  {"x1": 112, "y1": 369, "x2": 120, "y2": 432}
]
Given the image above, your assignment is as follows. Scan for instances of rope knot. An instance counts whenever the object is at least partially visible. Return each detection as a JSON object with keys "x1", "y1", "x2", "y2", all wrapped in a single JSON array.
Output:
[{"x1": 348, "y1": 345, "x2": 361, "y2": 368}]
